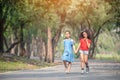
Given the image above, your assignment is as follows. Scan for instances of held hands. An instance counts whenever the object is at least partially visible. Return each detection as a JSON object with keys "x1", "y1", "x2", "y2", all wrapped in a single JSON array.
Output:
[
  {"x1": 73, "y1": 45, "x2": 78, "y2": 54},
  {"x1": 73, "y1": 49, "x2": 77, "y2": 54},
  {"x1": 74, "y1": 50, "x2": 78, "y2": 54},
  {"x1": 73, "y1": 43, "x2": 80, "y2": 54}
]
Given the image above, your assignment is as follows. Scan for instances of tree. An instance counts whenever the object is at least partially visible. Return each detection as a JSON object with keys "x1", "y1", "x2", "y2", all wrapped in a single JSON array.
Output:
[
  {"x1": 105, "y1": 0, "x2": 120, "y2": 34},
  {"x1": 65, "y1": 0, "x2": 113, "y2": 57},
  {"x1": 0, "y1": 0, "x2": 22, "y2": 53},
  {"x1": 27, "y1": 0, "x2": 72, "y2": 63}
]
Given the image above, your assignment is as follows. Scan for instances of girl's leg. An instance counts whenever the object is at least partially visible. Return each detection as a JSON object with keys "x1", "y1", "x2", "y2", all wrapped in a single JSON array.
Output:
[
  {"x1": 68, "y1": 62, "x2": 72, "y2": 73},
  {"x1": 84, "y1": 54, "x2": 89, "y2": 73},
  {"x1": 63, "y1": 61, "x2": 68, "y2": 72},
  {"x1": 80, "y1": 53, "x2": 85, "y2": 72},
  {"x1": 84, "y1": 54, "x2": 88, "y2": 66}
]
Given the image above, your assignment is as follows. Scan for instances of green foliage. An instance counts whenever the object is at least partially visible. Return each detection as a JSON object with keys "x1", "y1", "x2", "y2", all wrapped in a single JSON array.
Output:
[
  {"x1": 96, "y1": 29, "x2": 120, "y2": 54},
  {"x1": 95, "y1": 54, "x2": 120, "y2": 62},
  {"x1": 0, "y1": 0, "x2": 120, "y2": 59}
]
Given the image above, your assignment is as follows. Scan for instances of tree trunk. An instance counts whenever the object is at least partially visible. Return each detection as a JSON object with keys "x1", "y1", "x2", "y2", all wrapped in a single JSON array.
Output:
[
  {"x1": 17, "y1": 44, "x2": 20, "y2": 56},
  {"x1": 19, "y1": 24, "x2": 25, "y2": 56},
  {"x1": 26, "y1": 42, "x2": 31, "y2": 58},
  {"x1": 44, "y1": 43, "x2": 47, "y2": 62},
  {"x1": 0, "y1": 20, "x2": 4, "y2": 53},
  {"x1": 10, "y1": 34, "x2": 15, "y2": 54},
  {"x1": 38, "y1": 37, "x2": 44, "y2": 61},
  {"x1": 42, "y1": 41, "x2": 46, "y2": 62},
  {"x1": 47, "y1": 27, "x2": 53, "y2": 63},
  {"x1": 3, "y1": 36, "x2": 8, "y2": 50},
  {"x1": 52, "y1": 25, "x2": 63, "y2": 62},
  {"x1": 89, "y1": 38, "x2": 95, "y2": 58}
]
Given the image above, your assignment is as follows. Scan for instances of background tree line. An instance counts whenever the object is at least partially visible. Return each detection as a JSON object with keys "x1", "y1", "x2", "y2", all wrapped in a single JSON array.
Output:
[{"x1": 0, "y1": 0, "x2": 119, "y2": 63}]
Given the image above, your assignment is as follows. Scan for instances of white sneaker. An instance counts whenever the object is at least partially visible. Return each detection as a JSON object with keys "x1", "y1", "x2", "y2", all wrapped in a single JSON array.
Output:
[
  {"x1": 86, "y1": 67, "x2": 89, "y2": 73},
  {"x1": 81, "y1": 69, "x2": 84, "y2": 74},
  {"x1": 65, "y1": 69, "x2": 68, "y2": 73}
]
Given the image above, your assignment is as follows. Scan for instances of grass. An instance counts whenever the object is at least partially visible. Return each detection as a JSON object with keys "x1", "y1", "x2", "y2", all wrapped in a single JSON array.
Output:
[
  {"x1": 95, "y1": 53, "x2": 120, "y2": 62},
  {"x1": 0, "y1": 56, "x2": 55, "y2": 73},
  {"x1": 0, "y1": 61, "x2": 40, "y2": 72}
]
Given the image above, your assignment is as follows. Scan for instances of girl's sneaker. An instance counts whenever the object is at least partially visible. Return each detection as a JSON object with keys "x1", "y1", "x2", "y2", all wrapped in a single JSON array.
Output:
[
  {"x1": 81, "y1": 69, "x2": 84, "y2": 74},
  {"x1": 86, "y1": 67, "x2": 89, "y2": 73}
]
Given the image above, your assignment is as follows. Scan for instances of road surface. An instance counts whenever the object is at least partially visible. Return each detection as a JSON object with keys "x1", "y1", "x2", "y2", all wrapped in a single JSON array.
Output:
[{"x1": 0, "y1": 59, "x2": 120, "y2": 80}]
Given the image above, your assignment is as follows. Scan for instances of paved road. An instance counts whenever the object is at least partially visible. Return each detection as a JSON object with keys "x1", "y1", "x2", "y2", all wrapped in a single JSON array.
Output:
[{"x1": 0, "y1": 59, "x2": 120, "y2": 80}]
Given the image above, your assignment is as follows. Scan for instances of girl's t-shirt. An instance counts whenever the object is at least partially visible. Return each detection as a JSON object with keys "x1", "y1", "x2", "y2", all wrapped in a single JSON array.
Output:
[{"x1": 79, "y1": 38, "x2": 91, "y2": 51}]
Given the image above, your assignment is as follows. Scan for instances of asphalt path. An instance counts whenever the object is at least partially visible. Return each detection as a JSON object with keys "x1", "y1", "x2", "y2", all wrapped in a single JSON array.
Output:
[{"x1": 0, "y1": 59, "x2": 120, "y2": 80}]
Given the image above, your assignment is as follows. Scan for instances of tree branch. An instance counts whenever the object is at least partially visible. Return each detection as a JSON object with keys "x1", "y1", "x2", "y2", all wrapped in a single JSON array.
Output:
[
  {"x1": 3, "y1": 22, "x2": 9, "y2": 31},
  {"x1": 5, "y1": 40, "x2": 21, "y2": 53},
  {"x1": 52, "y1": 25, "x2": 63, "y2": 46},
  {"x1": 94, "y1": 19, "x2": 111, "y2": 38}
]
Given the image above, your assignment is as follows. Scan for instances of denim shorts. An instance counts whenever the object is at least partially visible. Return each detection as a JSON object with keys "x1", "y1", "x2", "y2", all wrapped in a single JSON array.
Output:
[{"x1": 79, "y1": 50, "x2": 89, "y2": 55}]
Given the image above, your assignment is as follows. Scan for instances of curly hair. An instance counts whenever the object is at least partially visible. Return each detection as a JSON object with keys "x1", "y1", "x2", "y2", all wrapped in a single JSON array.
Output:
[{"x1": 80, "y1": 30, "x2": 91, "y2": 39}]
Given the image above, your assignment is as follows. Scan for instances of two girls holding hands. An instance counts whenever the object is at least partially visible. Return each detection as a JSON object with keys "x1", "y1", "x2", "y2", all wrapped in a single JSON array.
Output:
[{"x1": 62, "y1": 30, "x2": 91, "y2": 74}]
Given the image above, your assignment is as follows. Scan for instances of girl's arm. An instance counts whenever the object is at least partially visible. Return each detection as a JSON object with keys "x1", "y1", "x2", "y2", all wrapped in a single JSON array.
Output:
[
  {"x1": 73, "y1": 45, "x2": 76, "y2": 53},
  {"x1": 75, "y1": 43, "x2": 81, "y2": 53},
  {"x1": 86, "y1": 39, "x2": 91, "y2": 48}
]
